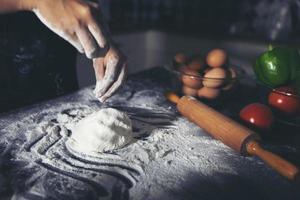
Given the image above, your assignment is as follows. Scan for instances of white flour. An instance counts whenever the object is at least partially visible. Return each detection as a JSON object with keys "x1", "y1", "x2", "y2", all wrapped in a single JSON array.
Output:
[
  {"x1": 67, "y1": 108, "x2": 134, "y2": 154},
  {"x1": 0, "y1": 85, "x2": 297, "y2": 200}
]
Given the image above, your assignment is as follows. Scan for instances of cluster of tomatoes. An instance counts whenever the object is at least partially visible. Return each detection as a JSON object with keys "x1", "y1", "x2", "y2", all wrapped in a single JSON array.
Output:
[{"x1": 239, "y1": 86, "x2": 300, "y2": 130}]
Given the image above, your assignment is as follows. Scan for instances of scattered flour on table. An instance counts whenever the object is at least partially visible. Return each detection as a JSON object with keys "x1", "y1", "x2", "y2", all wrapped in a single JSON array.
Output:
[
  {"x1": 66, "y1": 108, "x2": 134, "y2": 154},
  {"x1": 1, "y1": 101, "x2": 251, "y2": 200},
  {"x1": 0, "y1": 87, "x2": 289, "y2": 200}
]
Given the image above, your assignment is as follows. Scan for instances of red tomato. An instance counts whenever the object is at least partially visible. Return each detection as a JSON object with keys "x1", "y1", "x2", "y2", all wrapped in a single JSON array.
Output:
[
  {"x1": 239, "y1": 103, "x2": 273, "y2": 130},
  {"x1": 268, "y1": 86, "x2": 300, "y2": 116}
]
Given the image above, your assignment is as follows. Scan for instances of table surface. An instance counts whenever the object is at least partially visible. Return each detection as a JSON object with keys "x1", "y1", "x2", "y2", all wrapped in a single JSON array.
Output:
[{"x1": 0, "y1": 67, "x2": 299, "y2": 200}]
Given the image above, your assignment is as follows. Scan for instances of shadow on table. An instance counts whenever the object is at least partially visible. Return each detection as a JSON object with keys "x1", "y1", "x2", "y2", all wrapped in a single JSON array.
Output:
[
  {"x1": 161, "y1": 170, "x2": 300, "y2": 200},
  {"x1": 171, "y1": 172, "x2": 267, "y2": 200}
]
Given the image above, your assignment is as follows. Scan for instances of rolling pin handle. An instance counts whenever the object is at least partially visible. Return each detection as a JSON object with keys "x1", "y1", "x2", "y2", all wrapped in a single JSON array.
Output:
[
  {"x1": 166, "y1": 92, "x2": 180, "y2": 104},
  {"x1": 247, "y1": 141, "x2": 299, "y2": 181}
]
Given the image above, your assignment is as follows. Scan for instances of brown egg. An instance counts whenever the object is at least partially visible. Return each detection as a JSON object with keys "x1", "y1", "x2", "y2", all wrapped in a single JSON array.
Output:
[
  {"x1": 180, "y1": 66, "x2": 203, "y2": 89},
  {"x1": 206, "y1": 49, "x2": 227, "y2": 68},
  {"x1": 188, "y1": 56, "x2": 205, "y2": 71},
  {"x1": 204, "y1": 67, "x2": 211, "y2": 74},
  {"x1": 174, "y1": 53, "x2": 187, "y2": 63},
  {"x1": 203, "y1": 68, "x2": 227, "y2": 88},
  {"x1": 173, "y1": 53, "x2": 187, "y2": 69},
  {"x1": 174, "y1": 53, "x2": 187, "y2": 64},
  {"x1": 222, "y1": 68, "x2": 237, "y2": 91},
  {"x1": 182, "y1": 86, "x2": 198, "y2": 97},
  {"x1": 197, "y1": 87, "x2": 221, "y2": 100}
]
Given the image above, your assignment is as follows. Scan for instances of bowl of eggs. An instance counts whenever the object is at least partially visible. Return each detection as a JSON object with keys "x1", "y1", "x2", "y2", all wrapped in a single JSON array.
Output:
[{"x1": 168, "y1": 49, "x2": 242, "y2": 101}]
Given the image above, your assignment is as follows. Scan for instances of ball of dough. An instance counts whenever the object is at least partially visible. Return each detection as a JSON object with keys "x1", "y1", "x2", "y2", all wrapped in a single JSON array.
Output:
[{"x1": 67, "y1": 108, "x2": 133, "y2": 154}]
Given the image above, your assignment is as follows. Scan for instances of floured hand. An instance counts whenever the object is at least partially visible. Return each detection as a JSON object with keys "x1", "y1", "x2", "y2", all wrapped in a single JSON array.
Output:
[
  {"x1": 93, "y1": 45, "x2": 127, "y2": 102},
  {"x1": 29, "y1": 0, "x2": 127, "y2": 102},
  {"x1": 33, "y1": 0, "x2": 108, "y2": 58}
]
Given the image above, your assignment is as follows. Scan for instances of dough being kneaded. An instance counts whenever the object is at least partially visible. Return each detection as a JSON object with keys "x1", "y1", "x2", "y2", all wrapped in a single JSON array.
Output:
[{"x1": 67, "y1": 108, "x2": 133, "y2": 154}]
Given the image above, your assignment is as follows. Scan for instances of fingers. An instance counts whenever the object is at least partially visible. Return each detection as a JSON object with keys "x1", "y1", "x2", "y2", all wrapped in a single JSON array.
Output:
[
  {"x1": 93, "y1": 56, "x2": 119, "y2": 99},
  {"x1": 88, "y1": 20, "x2": 107, "y2": 48},
  {"x1": 98, "y1": 63, "x2": 127, "y2": 102},
  {"x1": 76, "y1": 27, "x2": 97, "y2": 58},
  {"x1": 79, "y1": 4, "x2": 108, "y2": 57},
  {"x1": 93, "y1": 53, "x2": 127, "y2": 103},
  {"x1": 93, "y1": 57, "x2": 105, "y2": 80},
  {"x1": 63, "y1": 33, "x2": 85, "y2": 53},
  {"x1": 33, "y1": 8, "x2": 85, "y2": 53},
  {"x1": 87, "y1": 2, "x2": 109, "y2": 49}
]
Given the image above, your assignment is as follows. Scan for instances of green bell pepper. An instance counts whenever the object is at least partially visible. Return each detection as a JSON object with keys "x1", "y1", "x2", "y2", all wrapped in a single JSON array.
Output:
[{"x1": 254, "y1": 46, "x2": 292, "y2": 87}]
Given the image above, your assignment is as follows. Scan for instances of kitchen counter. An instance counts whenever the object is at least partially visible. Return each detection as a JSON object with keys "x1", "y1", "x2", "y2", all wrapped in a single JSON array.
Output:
[{"x1": 0, "y1": 67, "x2": 299, "y2": 200}]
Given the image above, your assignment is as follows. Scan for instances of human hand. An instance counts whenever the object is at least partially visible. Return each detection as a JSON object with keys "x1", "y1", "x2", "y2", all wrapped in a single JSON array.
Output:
[
  {"x1": 93, "y1": 45, "x2": 127, "y2": 102},
  {"x1": 32, "y1": 0, "x2": 108, "y2": 58},
  {"x1": 31, "y1": 0, "x2": 127, "y2": 102}
]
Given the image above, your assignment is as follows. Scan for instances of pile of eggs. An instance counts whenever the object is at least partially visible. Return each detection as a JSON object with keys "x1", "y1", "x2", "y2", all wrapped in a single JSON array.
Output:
[{"x1": 173, "y1": 49, "x2": 237, "y2": 100}]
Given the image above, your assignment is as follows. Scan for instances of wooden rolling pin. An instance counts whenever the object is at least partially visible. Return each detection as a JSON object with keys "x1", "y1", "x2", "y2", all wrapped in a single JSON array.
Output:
[{"x1": 166, "y1": 93, "x2": 299, "y2": 181}]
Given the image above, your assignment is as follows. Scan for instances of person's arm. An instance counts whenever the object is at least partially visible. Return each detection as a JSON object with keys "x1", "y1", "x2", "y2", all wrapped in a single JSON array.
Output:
[
  {"x1": 0, "y1": 0, "x2": 35, "y2": 13},
  {"x1": 0, "y1": 0, "x2": 126, "y2": 102}
]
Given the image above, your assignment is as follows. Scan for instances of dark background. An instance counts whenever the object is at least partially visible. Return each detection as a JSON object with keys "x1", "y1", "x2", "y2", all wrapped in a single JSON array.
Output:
[
  {"x1": 102, "y1": 0, "x2": 300, "y2": 42},
  {"x1": 1, "y1": 0, "x2": 300, "y2": 111}
]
